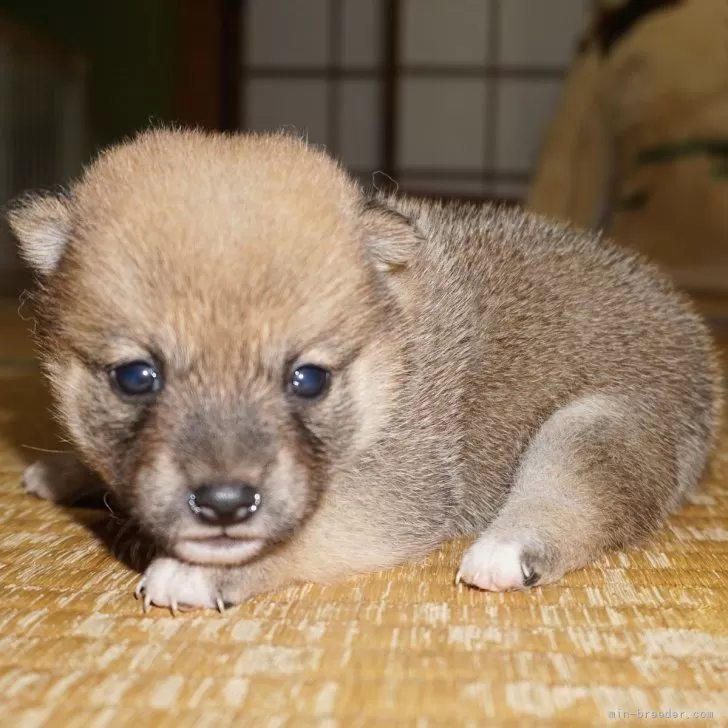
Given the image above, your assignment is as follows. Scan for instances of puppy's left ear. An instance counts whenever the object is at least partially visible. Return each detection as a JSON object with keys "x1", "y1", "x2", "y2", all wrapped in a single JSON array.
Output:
[
  {"x1": 6, "y1": 190, "x2": 73, "y2": 277},
  {"x1": 360, "y1": 199, "x2": 423, "y2": 274}
]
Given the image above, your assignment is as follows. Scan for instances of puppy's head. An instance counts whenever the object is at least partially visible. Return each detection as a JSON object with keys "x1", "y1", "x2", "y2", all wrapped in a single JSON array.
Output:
[{"x1": 8, "y1": 130, "x2": 420, "y2": 565}]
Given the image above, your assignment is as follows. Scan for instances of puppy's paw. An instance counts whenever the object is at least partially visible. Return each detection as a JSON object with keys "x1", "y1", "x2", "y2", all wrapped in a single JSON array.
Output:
[
  {"x1": 22, "y1": 456, "x2": 81, "y2": 503},
  {"x1": 456, "y1": 535, "x2": 545, "y2": 592},
  {"x1": 22, "y1": 452, "x2": 102, "y2": 504},
  {"x1": 136, "y1": 557, "x2": 226, "y2": 614},
  {"x1": 22, "y1": 459, "x2": 59, "y2": 501}
]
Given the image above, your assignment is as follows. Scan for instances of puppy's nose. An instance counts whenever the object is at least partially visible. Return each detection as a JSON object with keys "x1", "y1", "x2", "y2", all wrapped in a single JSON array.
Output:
[{"x1": 188, "y1": 482, "x2": 261, "y2": 526}]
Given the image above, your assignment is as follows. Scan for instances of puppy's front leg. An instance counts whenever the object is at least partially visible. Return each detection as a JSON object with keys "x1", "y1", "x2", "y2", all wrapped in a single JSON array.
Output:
[
  {"x1": 22, "y1": 452, "x2": 105, "y2": 504},
  {"x1": 136, "y1": 553, "x2": 298, "y2": 614},
  {"x1": 137, "y1": 511, "x2": 413, "y2": 613}
]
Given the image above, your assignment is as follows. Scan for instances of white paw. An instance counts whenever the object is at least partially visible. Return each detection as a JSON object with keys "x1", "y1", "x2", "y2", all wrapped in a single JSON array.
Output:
[
  {"x1": 22, "y1": 459, "x2": 63, "y2": 502},
  {"x1": 456, "y1": 537, "x2": 533, "y2": 592},
  {"x1": 22, "y1": 453, "x2": 95, "y2": 504},
  {"x1": 136, "y1": 557, "x2": 225, "y2": 614}
]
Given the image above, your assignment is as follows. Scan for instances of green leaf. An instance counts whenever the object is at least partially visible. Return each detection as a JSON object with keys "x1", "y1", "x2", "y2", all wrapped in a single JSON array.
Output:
[
  {"x1": 638, "y1": 139, "x2": 705, "y2": 164},
  {"x1": 638, "y1": 137, "x2": 728, "y2": 165}
]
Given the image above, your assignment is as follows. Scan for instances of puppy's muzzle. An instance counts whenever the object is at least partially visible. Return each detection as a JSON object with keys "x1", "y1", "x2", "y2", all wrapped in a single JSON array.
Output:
[{"x1": 188, "y1": 482, "x2": 262, "y2": 526}]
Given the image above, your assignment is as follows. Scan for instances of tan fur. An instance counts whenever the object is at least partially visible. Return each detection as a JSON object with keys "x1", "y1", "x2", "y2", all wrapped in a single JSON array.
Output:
[{"x1": 7, "y1": 129, "x2": 723, "y2": 611}]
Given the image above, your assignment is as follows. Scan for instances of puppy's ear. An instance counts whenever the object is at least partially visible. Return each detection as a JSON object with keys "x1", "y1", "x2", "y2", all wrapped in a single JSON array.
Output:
[
  {"x1": 6, "y1": 190, "x2": 72, "y2": 276},
  {"x1": 360, "y1": 199, "x2": 423, "y2": 274}
]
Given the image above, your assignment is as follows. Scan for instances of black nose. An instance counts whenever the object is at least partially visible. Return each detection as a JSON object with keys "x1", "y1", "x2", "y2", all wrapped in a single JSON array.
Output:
[{"x1": 188, "y1": 482, "x2": 261, "y2": 526}]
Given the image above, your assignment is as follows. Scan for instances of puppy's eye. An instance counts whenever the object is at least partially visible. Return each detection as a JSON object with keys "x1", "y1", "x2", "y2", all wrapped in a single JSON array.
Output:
[
  {"x1": 110, "y1": 360, "x2": 163, "y2": 397},
  {"x1": 288, "y1": 365, "x2": 330, "y2": 399}
]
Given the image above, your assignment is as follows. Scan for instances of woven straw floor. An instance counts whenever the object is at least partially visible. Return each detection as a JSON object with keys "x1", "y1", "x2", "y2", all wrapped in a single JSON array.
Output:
[{"x1": 1, "y1": 301, "x2": 727, "y2": 727}]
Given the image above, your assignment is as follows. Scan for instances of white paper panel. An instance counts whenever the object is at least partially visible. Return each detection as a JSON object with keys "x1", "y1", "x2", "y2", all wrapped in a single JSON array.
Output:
[
  {"x1": 494, "y1": 79, "x2": 563, "y2": 171},
  {"x1": 245, "y1": 79, "x2": 329, "y2": 147},
  {"x1": 247, "y1": 0, "x2": 330, "y2": 68},
  {"x1": 339, "y1": 80, "x2": 381, "y2": 170},
  {"x1": 402, "y1": 0, "x2": 491, "y2": 66},
  {"x1": 398, "y1": 79, "x2": 488, "y2": 170},
  {"x1": 499, "y1": 0, "x2": 590, "y2": 66}
]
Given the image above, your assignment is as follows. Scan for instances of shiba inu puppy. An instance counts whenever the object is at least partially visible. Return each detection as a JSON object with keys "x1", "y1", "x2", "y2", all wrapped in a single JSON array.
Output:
[{"x1": 8, "y1": 130, "x2": 722, "y2": 612}]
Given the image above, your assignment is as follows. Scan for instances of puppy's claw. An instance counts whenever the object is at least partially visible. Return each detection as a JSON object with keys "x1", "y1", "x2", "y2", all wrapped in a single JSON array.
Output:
[
  {"x1": 454, "y1": 569, "x2": 462, "y2": 586},
  {"x1": 139, "y1": 557, "x2": 229, "y2": 613},
  {"x1": 134, "y1": 577, "x2": 146, "y2": 600},
  {"x1": 143, "y1": 594, "x2": 152, "y2": 614},
  {"x1": 216, "y1": 597, "x2": 226, "y2": 614}
]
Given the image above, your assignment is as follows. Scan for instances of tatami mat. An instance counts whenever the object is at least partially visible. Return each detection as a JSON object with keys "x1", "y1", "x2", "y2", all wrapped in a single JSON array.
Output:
[{"x1": 1, "y1": 302, "x2": 727, "y2": 727}]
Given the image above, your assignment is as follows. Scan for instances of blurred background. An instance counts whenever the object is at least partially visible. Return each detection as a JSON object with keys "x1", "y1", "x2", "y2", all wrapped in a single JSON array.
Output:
[{"x1": 0, "y1": 0, "x2": 726, "y2": 310}]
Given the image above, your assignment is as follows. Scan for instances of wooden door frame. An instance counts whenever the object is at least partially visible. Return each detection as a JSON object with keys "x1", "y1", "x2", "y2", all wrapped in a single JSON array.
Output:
[{"x1": 175, "y1": 0, "x2": 242, "y2": 131}]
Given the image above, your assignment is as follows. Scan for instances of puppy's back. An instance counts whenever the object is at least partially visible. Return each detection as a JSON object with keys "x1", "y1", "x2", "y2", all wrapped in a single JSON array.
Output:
[{"x1": 384, "y1": 196, "x2": 722, "y2": 527}]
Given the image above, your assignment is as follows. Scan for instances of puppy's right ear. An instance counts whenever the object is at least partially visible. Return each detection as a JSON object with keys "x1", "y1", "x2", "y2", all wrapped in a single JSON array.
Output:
[
  {"x1": 360, "y1": 198, "x2": 423, "y2": 274},
  {"x1": 6, "y1": 191, "x2": 72, "y2": 277}
]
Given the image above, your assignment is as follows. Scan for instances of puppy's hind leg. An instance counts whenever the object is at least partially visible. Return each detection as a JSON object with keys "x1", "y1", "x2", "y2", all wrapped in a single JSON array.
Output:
[{"x1": 458, "y1": 393, "x2": 691, "y2": 591}]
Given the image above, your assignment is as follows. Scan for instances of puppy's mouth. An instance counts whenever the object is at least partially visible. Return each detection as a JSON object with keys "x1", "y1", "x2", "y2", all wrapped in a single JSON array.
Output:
[{"x1": 174, "y1": 534, "x2": 265, "y2": 566}]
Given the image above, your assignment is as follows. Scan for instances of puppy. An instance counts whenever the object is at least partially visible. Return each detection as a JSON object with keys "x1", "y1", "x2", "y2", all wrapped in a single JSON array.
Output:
[{"x1": 7, "y1": 129, "x2": 723, "y2": 612}]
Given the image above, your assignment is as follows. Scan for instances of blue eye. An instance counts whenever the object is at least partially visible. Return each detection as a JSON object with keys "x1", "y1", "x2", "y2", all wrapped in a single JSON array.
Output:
[
  {"x1": 288, "y1": 365, "x2": 330, "y2": 399},
  {"x1": 110, "y1": 360, "x2": 162, "y2": 397}
]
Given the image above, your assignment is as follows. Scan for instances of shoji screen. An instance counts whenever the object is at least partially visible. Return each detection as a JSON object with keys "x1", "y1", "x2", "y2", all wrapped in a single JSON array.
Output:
[
  {"x1": 240, "y1": 0, "x2": 590, "y2": 201},
  {"x1": 242, "y1": 0, "x2": 386, "y2": 188}
]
